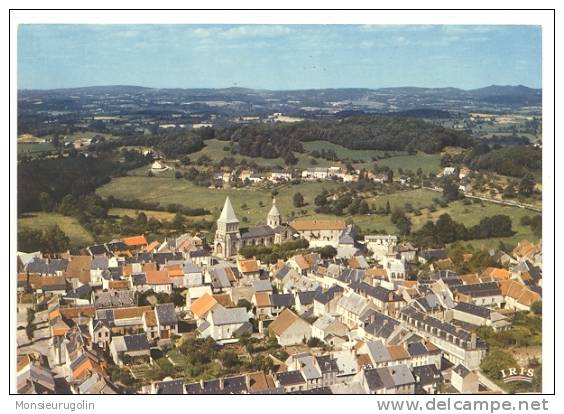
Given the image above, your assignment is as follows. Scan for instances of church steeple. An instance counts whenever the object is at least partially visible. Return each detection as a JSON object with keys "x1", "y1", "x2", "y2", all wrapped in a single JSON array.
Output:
[
  {"x1": 214, "y1": 196, "x2": 241, "y2": 258},
  {"x1": 218, "y1": 196, "x2": 239, "y2": 224},
  {"x1": 267, "y1": 197, "x2": 281, "y2": 228}
]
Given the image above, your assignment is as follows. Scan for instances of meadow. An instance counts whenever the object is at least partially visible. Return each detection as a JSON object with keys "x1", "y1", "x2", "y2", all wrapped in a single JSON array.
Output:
[
  {"x1": 97, "y1": 174, "x2": 539, "y2": 248},
  {"x1": 18, "y1": 212, "x2": 94, "y2": 247}
]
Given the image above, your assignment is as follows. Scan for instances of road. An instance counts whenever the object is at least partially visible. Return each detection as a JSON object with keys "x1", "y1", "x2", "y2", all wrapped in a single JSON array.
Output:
[
  {"x1": 477, "y1": 372, "x2": 507, "y2": 394},
  {"x1": 422, "y1": 186, "x2": 541, "y2": 213}
]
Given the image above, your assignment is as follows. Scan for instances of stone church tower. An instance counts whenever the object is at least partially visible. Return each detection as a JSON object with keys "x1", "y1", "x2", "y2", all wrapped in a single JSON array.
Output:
[
  {"x1": 214, "y1": 197, "x2": 241, "y2": 258},
  {"x1": 267, "y1": 198, "x2": 281, "y2": 228}
]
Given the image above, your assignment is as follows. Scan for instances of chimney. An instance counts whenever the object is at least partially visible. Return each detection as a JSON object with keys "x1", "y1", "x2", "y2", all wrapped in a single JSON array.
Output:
[
  {"x1": 199, "y1": 379, "x2": 204, "y2": 389},
  {"x1": 219, "y1": 377, "x2": 224, "y2": 390},
  {"x1": 470, "y1": 333, "x2": 477, "y2": 349}
]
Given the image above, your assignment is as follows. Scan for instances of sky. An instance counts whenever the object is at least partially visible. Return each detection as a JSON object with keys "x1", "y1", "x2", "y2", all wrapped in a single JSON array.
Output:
[{"x1": 17, "y1": 24, "x2": 542, "y2": 90}]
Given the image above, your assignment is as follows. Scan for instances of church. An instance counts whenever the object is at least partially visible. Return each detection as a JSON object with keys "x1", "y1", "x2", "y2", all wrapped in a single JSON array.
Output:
[{"x1": 214, "y1": 197, "x2": 295, "y2": 258}]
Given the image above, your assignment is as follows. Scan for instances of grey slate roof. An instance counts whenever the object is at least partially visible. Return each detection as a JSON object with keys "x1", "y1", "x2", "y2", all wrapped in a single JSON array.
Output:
[
  {"x1": 210, "y1": 307, "x2": 248, "y2": 326},
  {"x1": 253, "y1": 279, "x2": 273, "y2": 292},
  {"x1": 241, "y1": 225, "x2": 275, "y2": 239},
  {"x1": 413, "y1": 364, "x2": 442, "y2": 387},
  {"x1": 155, "y1": 379, "x2": 184, "y2": 394},
  {"x1": 155, "y1": 303, "x2": 177, "y2": 326},
  {"x1": 453, "y1": 282, "x2": 501, "y2": 297},
  {"x1": 93, "y1": 290, "x2": 135, "y2": 309},
  {"x1": 217, "y1": 197, "x2": 239, "y2": 224},
  {"x1": 276, "y1": 370, "x2": 305, "y2": 386},
  {"x1": 271, "y1": 293, "x2": 295, "y2": 308},
  {"x1": 26, "y1": 258, "x2": 68, "y2": 275},
  {"x1": 123, "y1": 334, "x2": 150, "y2": 352},
  {"x1": 454, "y1": 302, "x2": 492, "y2": 318},
  {"x1": 315, "y1": 285, "x2": 344, "y2": 305}
]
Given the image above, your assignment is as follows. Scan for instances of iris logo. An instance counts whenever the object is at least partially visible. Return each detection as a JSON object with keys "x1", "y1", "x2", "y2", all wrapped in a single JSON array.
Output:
[{"x1": 500, "y1": 367, "x2": 535, "y2": 383}]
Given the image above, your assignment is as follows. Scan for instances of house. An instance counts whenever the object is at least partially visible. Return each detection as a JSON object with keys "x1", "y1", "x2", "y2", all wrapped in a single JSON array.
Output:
[
  {"x1": 399, "y1": 307, "x2": 487, "y2": 370},
  {"x1": 72, "y1": 371, "x2": 118, "y2": 394},
  {"x1": 185, "y1": 375, "x2": 249, "y2": 394},
  {"x1": 268, "y1": 308, "x2": 312, "y2": 346},
  {"x1": 17, "y1": 355, "x2": 56, "y2": 394},
  {"x1": 286, "y1": 353, "x2": 322, "y2": 389},
  {"x1": 354, "y1": 282, "x2": 404, "y2": 316},
  {"x1": 359, "y1": 365, "x2": 416, "y2": 394},
  {"x1": 365, "y1": 235, "x2": 397, "y2": 260},
  {"x1": 311, "y1": 314, "x2": 349, "y2": 347},
  {"x1": 397, "y1": 242, "x2": 418, "y2": 262},
  {"x1": 151, "y1": 378, "x2": 185, "y2": 394},
  {"x1": 512, "y1": 239, "x2": 542, "y2": 262},
  {"x1": 109, "y1": 334, "x2": 151, "y2": 367},
  {"x1": 93, "y1": 290, "x2": 135, "y2": 309},
  {"x1": 183, "y1": 262, "x2": 203, "y2": 287},
  {"x1": 450, "y1": 302, "x2": 511, "y2": 332},
  {"x1": 208, "y1": 265, "x2": 236, "y2": 293},
  {"x1": 190, "y1": 293, "x2": 221, "y2": 320},
  {"x1": 63, "y1": 255, "x2": 92, "y2": 288},
  {"x1": 418, "y1": 249, "x2": 448, "y2": 264},
  {"x1": 247, "y1": 371, "x2": 277, "y2": 394},
  {"x1": 122, "y1": 235, "x2": 148, "y2": 250},
  {"x1": 145, "y1": 270, "x2": 173, "y2": 294},
  {"x1": 201, "y1": 307, "x2": 251, "y2": 342},
  {"x1": 451, "y1": 364, "x2": 479, "y2": 393},
  {"x1": 413, "y1": 364, "x2": 442, "y2": 394},
  {"x1": 499, "y1": 279, "x2": 541, "y2": 311},
  {"x1": 313, "y1": 285, "x2": 344, "y2": 317},
  {"x1": 295, "y1": 289, "x2": 320, "y2": 314},
  {"x1": 155, "y1": 303, "x2": 178, "y2": 341},
  {"x1": 453, "y1": 282, "x2": 504, "y2": 307},
  {"x1": 163, "y1": 264, "x2": 186, "y2": 288},
  {"x1": 35, "y1": 276, "x2": 68, "y2": 295},
  {"x1": 237, "y1": 258, "x2": 261, "y2": 281},
  {"x1": 252, "y1": 279, "x2": 273, "y2": 293},
  {"x1": 289, "y1": 219, "x2": 346, "y2": 248},
  {"x1": 252, "y1": 291, "x2": 272, "y2": 318},
  {"x1": 275, "y1": 370, "x2": 307, "y2": 393},
  {"x1": 382, "y1": 255, "x2": 407, "y2": 279},
  {"x1": 336, "y1": 292, "x2": 369, "y2": 329},
  {"x1": 90, "y1": 256, "x2": 109, "y2": 286},
  {"x1": 270, "y1": 293, "x2": 295, "y2": 316},
  {"x1": 287, "y1": 254, "x2": 311, "y2": 275}
]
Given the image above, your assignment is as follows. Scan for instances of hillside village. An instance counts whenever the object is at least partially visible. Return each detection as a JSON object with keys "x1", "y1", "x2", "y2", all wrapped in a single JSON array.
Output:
[{"x1": 16, "y1": 196, "x2": 543, "y2": 395}]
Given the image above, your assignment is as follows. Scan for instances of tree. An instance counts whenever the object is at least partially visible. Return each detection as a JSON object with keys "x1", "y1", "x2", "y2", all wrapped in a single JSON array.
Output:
[
  {"x1": 518, "y1": 174, "x2": 535, "y2": 197},
  {"x1": 42, "y1": 225, "x2": 70, "y2": 254},
  {"x1": 396, "y1": 216, "x2": 412, "y2": 236},
  {"x1": 442, "y1": 177, "x2": 462, "y2": 202},
  {"x1": 316, "y1": 245, "x2": 337, "y2": 259},
  {"x1": 480, "y1": 348, "x2": 517, "y2": 382},
  {"x1": 219, "y1": 351, "x2": 240, "y2": 368},
  {"x1": 293, "y1": 192, "x2": 305, "y2": 208},
  {"x1": 237, "y1": 299, "x2": 253, "y2": 312},
  {"x1": 531, "y1": 300, "x2": 542, "y2": 316}
]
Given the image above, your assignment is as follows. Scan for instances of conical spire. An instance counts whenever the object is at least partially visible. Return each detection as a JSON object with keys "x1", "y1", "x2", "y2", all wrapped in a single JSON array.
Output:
[
  {"x1": 268, "y1": 197, "x2": 281, "y2": 217},
  {"x1": 218, "y1": 196, "x2": 239, "y2": 224}
]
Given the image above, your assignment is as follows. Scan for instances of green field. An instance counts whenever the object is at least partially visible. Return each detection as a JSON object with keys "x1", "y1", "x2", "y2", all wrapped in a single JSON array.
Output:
[
  {"x1": 108, "y1": 208, "x2": 179, "y2": 221},
  {"x1": 302, "y1": 141, "x2": 404, "y2": 162},
  {"x1": 98, "y1": 175, "x2": 342, "y2": 226},
  {"x1": 17, "y1": 142, "x2": 56, "y2": 156},
  {"x1": 375, "y1": 153, "x2": 442, "y2": 175},
  {"x1": 97, "y1": 176, "x2": 539, "y2": 247},
  {"x1": 18, "y1": 212, "x2": 94, "y2": 247}
]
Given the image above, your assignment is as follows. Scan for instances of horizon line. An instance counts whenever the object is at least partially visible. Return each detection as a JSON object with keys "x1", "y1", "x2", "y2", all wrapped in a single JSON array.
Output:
[{"x1": 17, "y1": 82, "x2": 542, "y2": 92}]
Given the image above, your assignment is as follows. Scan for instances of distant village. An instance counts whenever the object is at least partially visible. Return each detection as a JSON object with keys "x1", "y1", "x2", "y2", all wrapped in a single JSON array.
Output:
[{"x1": 17, "y1": 195, "x2": 542, "y2": 395}]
